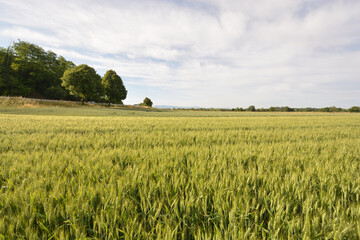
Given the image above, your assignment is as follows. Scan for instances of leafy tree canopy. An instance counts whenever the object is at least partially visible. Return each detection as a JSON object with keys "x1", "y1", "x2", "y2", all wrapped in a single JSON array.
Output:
[
  {"x1": 142, "y1": 97, "x2": 153, "y2": 107},
  {"x1": 248, "y1": 105, "x2": 256, "y2": 111},
  {"x1": 102, "y1": 70, "x2": 127, "y2": 104},
  {"x1": 349, "y1": 106, "x2": 360, "y2": 112},
  {"x1": 61, "y1": 64, "x2": 104, "y2": 103},
  {"x1": 0, "y1": 40, "x2": 75, "y2": 99}
]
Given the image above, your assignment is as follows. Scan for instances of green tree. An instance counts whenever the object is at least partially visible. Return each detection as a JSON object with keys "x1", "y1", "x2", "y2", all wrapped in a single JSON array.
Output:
[
  {"x1": 320, "y1": 107, "x2": 330, "y2": 112},
  {"x1": 248, "y1": 105, "x2": 256, "y2": 112},
  {"x1": 282, "y1": 106, "x2": 294, "y2": 112},
  {"x1": 349, "y1": 106, "x2": 360, "y2": 112},
  {"x1": 61, "y1": 64, "x2": 104, "y2": 103},
  {"x1": 102, "y1": 70, "x2": 127, "y2": 105},
  {"x1": 8, "y1": 40, "x2": 75, "y2": 99},
  {"x1": 1, "y1": 40, "x2": 76, "y2": 99},
  {"x1": 329, "y1": 106, "x2": 340, "y2": 112},
  {"x1": 0, "y1": 48, "x2": 7, "y2": 89},
  {"x1": 11, "y1": 41, "x2": 48, "y2": 96},
  {"x1": 142, "y1": 97, "x2": 153, "y2": 107},
  {"x1": 0, "y1": 46, "x2": 29, "y2": 96},
  {"x1": 56, "y1": 56, "x2": 75, "y2": 77},
  {"x1": 44, "y1": 55, "x2": 75, "y2": 100}
]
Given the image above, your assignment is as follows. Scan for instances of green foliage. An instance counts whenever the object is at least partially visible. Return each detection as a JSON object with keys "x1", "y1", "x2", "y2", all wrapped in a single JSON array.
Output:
[
  {"x1": 0, "y1": 50, "x2": 4, "y2": 89},
  {"x1": 328, "y1": 106, "x2": 344, "y2": 112},
  {"x1": 267, "y1": 106, "x2": 294, "y2": 112},
  {"x1": 61, "y1": 64, "x2": 104, "y2": 102},
  {"x1": 234, "y1": 106, "x2": 351, "y2": 112},
  {"x1": 0, "y1": 111, "x2": 360, "y2": 238},
  {"x1": 102, "y1": 70, "x2": 127, "y2": 104},
  {"x1": 44, "y1": 86, "x2": 69, "y2": 100},
  {"x1": 0, "y1": 41, "x2": 75, "y2": 99},
  {"x1": 248, "y1": 105, "x2": 256, "y2": 111},
  {"x1": 12, "y1": 41, "x2": 57, "y2": 96},
  {"x1": 232, "y1": 107, "x2": 245, "y2": 111},
  {"x1": 1, "y1": 40, "x2": 129, "y2": 104},
  {"x1": 0, "y1": 46, "x2": 28, "y2": 96},
  {"x1": 349, "y1": 106, "x2": 360, "y2": 112},
  {"x1": 141, "y1": 97, "x2": 153, "y2": 107}
]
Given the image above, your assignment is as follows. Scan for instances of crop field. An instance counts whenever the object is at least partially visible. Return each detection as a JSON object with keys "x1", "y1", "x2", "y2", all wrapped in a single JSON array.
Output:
[{"x1": 1, "y1": 108, "x2": 360, "y2": 239}]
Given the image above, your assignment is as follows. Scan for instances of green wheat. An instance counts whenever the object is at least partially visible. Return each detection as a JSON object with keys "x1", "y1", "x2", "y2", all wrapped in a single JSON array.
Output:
[{"x1": 1, "y1": 109, "x2": 359, "y2": 239}]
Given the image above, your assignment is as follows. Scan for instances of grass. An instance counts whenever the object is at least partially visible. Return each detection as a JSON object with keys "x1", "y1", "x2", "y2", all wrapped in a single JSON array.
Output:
[
  {"x1": 0, "y1": 96, "x2": 149, "y2": 109},
  {"x1": 0, "y1": 105, "x2": 351, "y2": 117},
  {"x1": 1, "y1": 107, "x2": 360, "y2": 239},
  {"x1": 0, "y1": 96, "x2": 83, "y2": 108}
]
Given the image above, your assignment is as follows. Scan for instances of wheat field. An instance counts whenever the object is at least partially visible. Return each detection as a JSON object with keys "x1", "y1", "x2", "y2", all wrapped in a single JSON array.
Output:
[{"x1": 1, "y1": 108, "x2": 360, "y2": 239}]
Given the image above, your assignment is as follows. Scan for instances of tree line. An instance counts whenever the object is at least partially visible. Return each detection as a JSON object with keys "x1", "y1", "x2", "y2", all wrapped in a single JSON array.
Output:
[
  {"x1": 0, "y1": 40, "x2": 127, "y2": 104},
  {"x1": 232, "y1": 105, "x2": 360, "y2": 112}
]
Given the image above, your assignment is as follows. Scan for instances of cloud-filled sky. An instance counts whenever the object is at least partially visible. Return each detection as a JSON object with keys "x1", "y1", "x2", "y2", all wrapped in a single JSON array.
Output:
[{"x1": 1, "y1": 0, "x2": 359, "y2": 108}]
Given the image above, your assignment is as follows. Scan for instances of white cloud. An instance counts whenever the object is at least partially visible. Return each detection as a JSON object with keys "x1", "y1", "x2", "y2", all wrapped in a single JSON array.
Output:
[{"x1": 0, "y1": 0, "x2": 359, "y2": 107}]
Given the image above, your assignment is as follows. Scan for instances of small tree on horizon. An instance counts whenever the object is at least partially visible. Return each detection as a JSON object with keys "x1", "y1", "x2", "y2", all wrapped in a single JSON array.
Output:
[
  {"x1": 248, "y1": 105, "x2": 256, "y2": 112},
  {"x1": 142, "y1": 97, "x2": 153, "y2": 107}
]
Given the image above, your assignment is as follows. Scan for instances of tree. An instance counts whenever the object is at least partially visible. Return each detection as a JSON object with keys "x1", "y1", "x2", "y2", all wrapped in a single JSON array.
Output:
[
  {"x1": 349, "y1": 106, "x2": 360, "y2": 112},
  {"x1": 328, "y1": 106, "x2": 338, "y2": 112},
  {"x1": 248, "y1": 105, "x2": 256, "y2": 111},
  {"x1": 5, "y1": 40, "x2": 75, "y2": 99},
  {"x1": 0, "y1": 46, "x2": 29, "y2": 96},
  {"x1": 56, "y1": 56, "x2": 75, "y2": 77},
  {"x1": 282, "y1": 106, "x2": 294, "y2": 112},
  {"x1": 61, "y1": 64, "x2": 104, "y2": 103},
  {"x1": 142, "y1": 97, "x2": 153, "y2": 107},
  {"x1": 102, "y1": 70, "x2": 127, "y2": 105},
  {"x1": 11, "y1": 41, "x2": 49, "y2": 96},
  {"x1": 320, "y1": 107, "x2": 330, "y2": 112},
  {"x1": 0, "y1": 48, "x2": 8, "y2": 89}
]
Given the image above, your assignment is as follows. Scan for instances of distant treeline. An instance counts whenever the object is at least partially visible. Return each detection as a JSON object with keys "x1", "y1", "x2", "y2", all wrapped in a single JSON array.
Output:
[
  {"x1": 175, "y1": 105, "x2": 360, "y2": 112},
  {"x1": 232, "y1": 105, "x2": 360, "y2": 112},
  {"x1": 0, "y1": 40, "x2": 127, "y2": 104}
]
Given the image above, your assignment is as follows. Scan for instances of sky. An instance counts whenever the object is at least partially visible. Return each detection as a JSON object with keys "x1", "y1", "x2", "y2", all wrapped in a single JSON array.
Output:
[{"x1": 0, "y1": 0, "x2": 359, "y2": 108}]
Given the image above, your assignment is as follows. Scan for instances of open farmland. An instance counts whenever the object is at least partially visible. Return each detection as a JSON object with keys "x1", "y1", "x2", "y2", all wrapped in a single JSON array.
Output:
[{"x1": 1, "y1": 108, "x2": 360, "y2": 239}]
